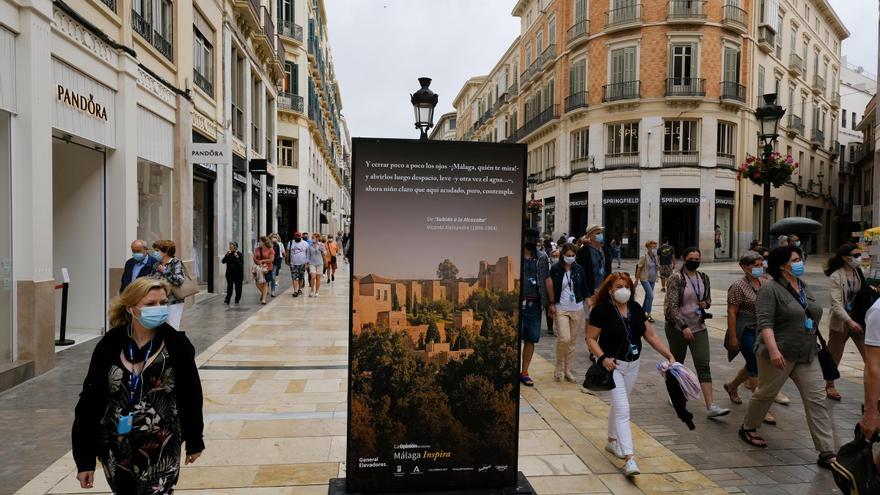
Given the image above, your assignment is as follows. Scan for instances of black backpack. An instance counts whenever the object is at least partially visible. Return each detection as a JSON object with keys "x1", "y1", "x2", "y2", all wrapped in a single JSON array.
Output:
[{"x1": 831, "y1": 425, "x2": 880, "y2": 495}]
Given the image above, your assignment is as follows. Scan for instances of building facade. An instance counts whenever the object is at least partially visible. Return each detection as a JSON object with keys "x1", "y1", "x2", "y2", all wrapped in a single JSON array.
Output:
[
  {"x1": 429, "y1": 112, "x2": 458, "y2": 140},
  {"x1": 0, "y1": 0, "x2": 349, "y2": 389},
  {"x1": 452, "y1": 0, "x2": 847, "y2": 260}
]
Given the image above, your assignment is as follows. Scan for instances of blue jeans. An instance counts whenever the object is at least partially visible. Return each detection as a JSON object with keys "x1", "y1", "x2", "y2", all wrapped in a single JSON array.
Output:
[
  {"x1": 266, "y1": 269, "x2": 276, "y2": 291},
  {"x1": 641, "y1": 280, "x2": 655, "y2": 314},
  {"x1": 520, "y1": 300, "x2": 542, "y2": 343},
  {"x1": 740, "y1": 327, "x2": 758, "y2": 377}
]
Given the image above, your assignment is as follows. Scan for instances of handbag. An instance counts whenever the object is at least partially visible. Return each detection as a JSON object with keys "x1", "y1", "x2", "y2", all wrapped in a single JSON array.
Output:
[
  {"x1": 777, "y1": 279, "x2": 839, "y2": 380},
  {"x1": 851, "y1": 269, "x2": 878, "y2": 327},
  {"x1": 583, "y1": 359, "x2": 616, "y2": 391},
  {"x1": 724, "y1": 329, "x2": 739, "y2": 362},
  {"x1": 831, "y1": 424, "x2": 880, "y2": 495},
  {"x1": 170, "y1": 262, "x2": 199, "y2": 300}
]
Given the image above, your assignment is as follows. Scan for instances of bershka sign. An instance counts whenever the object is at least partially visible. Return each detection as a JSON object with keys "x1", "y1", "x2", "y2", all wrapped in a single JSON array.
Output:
[
  {"x1": 278, "y1": 185, "x2": 298, "y2": 198},
  {"x1": 188, "y1": 143, "x2": 229, "y2": 166}
]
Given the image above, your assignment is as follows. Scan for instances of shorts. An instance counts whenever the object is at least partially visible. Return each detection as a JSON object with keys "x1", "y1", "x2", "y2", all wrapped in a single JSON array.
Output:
[
  {"x1": 291, "y1": 264, "x2": 306, "y2": 282},
  {"x1": 330, "y1": 256, "x2": 338, "y2": 269},
  {"x1": 520, "y1": 299, "x2": 542, "y2": 343},
  {"x1": 659, "y1": 265, "x2": 673, "y2": 279},
  {"x1": 308, "y1": 264, "x2": 323, "y2": 274}
]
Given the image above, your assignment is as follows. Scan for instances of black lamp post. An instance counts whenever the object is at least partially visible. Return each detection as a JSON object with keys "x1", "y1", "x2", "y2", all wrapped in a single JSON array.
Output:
[
  {"x1": 411, "y1": 77, "x2": 438, "y2": 140},
  {"x1": 755, "y1": 93, "x2": 786, "y2": 246},
  {"x1": 528, "y1": 173, "x2": 538, "y2": 228}
]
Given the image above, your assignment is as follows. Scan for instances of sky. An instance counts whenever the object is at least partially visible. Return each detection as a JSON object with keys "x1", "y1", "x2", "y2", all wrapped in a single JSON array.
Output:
[{"x1": 325, "y1": 0, "x2": 878, "y2": 140}]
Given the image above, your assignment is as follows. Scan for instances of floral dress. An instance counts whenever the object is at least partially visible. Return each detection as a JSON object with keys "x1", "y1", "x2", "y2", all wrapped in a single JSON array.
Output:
[{"x1": 99, "y1": 347, "x2": 182, "y2": 494}]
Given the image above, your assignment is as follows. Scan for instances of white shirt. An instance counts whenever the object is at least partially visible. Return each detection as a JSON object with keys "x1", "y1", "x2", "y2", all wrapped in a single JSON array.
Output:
[
  {"x1": 288, "y1": 240, "x2": 309, "y2": 265},
  {"x1": 864, "y1": 297, "x2": 880, "y2": 347},
  {"x1": 557, "y1": 270, "x2": 583, "y2": 312}
]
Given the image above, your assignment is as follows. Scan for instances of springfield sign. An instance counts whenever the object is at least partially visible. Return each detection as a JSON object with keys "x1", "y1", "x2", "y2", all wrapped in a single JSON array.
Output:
[{"x1": 188, "y1": 143, "x2": 229, "y2": 166}]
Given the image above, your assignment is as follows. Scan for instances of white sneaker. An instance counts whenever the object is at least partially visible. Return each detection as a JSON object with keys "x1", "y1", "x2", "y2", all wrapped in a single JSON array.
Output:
[
  {"x1": 605, "y1": 440, "x2": 625, "y2": 459},
  {"x1": 707, "y1": 404, "x2": 731, "y2": 418},
  {"x1": 623, "y1": 458, "x2": 640, "y2": 477}
]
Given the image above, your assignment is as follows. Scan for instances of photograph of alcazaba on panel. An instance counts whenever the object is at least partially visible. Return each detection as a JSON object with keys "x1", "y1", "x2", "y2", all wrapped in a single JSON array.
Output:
[{"x1": 348, "y1": 255, "x2": 520, "y2": 470}]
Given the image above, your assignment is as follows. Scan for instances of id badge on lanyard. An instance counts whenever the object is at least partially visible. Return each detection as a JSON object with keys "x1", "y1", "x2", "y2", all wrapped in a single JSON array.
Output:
[
  {"x1": 796, "y1": 283, "x2": 815, "y2": 334},
  {"x1": 118, "y1": 339, "x2": 153, "y2": 436}
]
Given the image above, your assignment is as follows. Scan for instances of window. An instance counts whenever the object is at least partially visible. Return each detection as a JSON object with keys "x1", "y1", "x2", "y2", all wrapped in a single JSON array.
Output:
[
  {"x1": 663, "y1": 120, "x2": 699, "y2": 165},
  {"x1": 448, "y1": 117, "x2": 456, "y2": 130},
  {"x1": 790, "y1": 26, "x2": 797, "y2": 57},
  {"x1": 574, "y1": 0, "x2": 587, "y2": 21},
  {"x1": 571, "y1": 128, "x2": 589, "y2": 163},
  {"x1": 231, "y1": 53, "x2": 245, "y2": 140},
  {"x1": 266, "y1": 95, "x2": 273, "y2": 157},
  {"x1": 544, "y1": 140, "x2": 556, "y2": 179},
  {"x1": 277, "y1": 0, "x2": 293, "y2": 23},
  {"x1": 251, "y1": 79, "x2": 261, "y2": 153},
  {"x1": 193, "y1": 27, "x2": 213, "y2": 95},
  {"x1": 278, "y1": 138, "x2": 297, "y2": 167},
  {"x1": 283, "y1": 62, "x2": 299, "y2": 94},
  {"x1": 548, "y1": 17, "x2": 556, "y2": 45},
  {"x1": 669, "y1": 43, "x2": 697, "y2": 82},
  {"x1": 723, "y1": 46, "x2": 741, "y2": 83},
  {"x1": 568, "y1": 58, "x2": 586, "y2": 100},
  {"x1": 132, "y1": 0, "x2": 174, "y2": 60},
  {"x1": 853, "y1": 112, "x2": 857, "y2": 130},
  {"x1": 717, "y1": 122, "x2": 736, "y2": 167},
  {"x1": 610, "y1": 46, "x2": 637, "y2": 84},
  {"x1": 802, "y1": 40, "x2": 809, "y2": 76},
  {"x1": 776, "y1": 13, "x2": 783, "y2": 57},
  {"x1": 757, "y1": 65, "x2": 765, "y2": 96},
  {"x1": 536, "y1": 30, "x2": 544, "y2": 58},
  {"x1": 607, "y1": 122, "x2": 639, "y2": 155}
]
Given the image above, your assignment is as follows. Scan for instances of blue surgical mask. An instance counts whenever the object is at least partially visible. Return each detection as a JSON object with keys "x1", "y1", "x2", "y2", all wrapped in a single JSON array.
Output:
[
  {"x1": 131, "y1": 252, "x2": 146, "y2": 262},
  {"x1": 136, "y1": 305, "x2": 168, "y2": 329},
  {"x1": 751, "y1": 267, "x2": 764, "y2": 278},
  {"x1": 595, "y1": 233, "x2": 605, "y2": 244},
  {"x1": 794, "y1": 241, "x2": 801, "y2": 247},
  {"x1": 150, "y1": 250, "x2": 163, "y2": 261},
  {"x1": 790, "y1": 261, "x2": 805, "y2": 277}
]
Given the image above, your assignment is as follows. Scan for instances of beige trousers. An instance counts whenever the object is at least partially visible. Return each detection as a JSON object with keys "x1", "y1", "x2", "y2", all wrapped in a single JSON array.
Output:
[
  {"x1": 827, "y1": 325, "x2": 866, "y2": 367},
  {"x1": 743, "y1": 354, "x2": 834, "y2": 454},
  {"x1": 555, "y1": 309, "x2": 584, "y2": 374}
]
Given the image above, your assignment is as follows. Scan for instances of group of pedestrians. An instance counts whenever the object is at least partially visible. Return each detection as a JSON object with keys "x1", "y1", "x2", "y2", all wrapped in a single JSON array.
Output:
[
  {"x1": 121, "y1": 238, "x2": 190, "y2": 330},
  {"x1": 282, "y1": 231, "x2": 348, "y2": 298},
  {"x1": 520, "y1": 225, "x2": 878, "y2": 479}
]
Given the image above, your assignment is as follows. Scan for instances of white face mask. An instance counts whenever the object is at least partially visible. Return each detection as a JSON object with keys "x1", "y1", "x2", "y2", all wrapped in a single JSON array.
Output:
[
  {"x1": 563, "y1": 255, "x2": 576, "y2": 264},
  {"x1": 612, "y1": 288, "x2": 631, "y2": 304}
]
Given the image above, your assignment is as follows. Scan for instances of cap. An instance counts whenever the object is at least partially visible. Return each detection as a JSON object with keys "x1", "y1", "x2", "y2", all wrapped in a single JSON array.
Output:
[
  {"x1": 524, "y1": 228, "x2": 541, "y2": 240},
  {"x1": 585, "y1": 224, "x2": 604, "y2": 236},
  {"x1": 294, "y1": 231, "x2": 302, "y2": 238}
]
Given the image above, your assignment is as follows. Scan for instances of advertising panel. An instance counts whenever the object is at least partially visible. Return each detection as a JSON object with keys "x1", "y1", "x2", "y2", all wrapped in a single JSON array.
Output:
[{"x1": 346, "y1": 138, "x2": 526, "y2": 493}]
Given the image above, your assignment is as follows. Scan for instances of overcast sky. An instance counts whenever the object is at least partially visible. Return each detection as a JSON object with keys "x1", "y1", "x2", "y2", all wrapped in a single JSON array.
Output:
[{"x1": 325, "y1": 0, "x2": 878, "y2": 139}]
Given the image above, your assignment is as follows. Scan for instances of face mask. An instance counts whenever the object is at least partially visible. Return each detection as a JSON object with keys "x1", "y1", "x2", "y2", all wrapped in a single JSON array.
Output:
[
  {"x1": 594, "y1": 233, "x2": 605, "y2": 244},
  {"x1": 751, "y1": 267, "x2": 764, "y2": 278},
  {"x1": 134, "y1": 305, "x2": 168, "y2": 329},
  {"x1": 763, "y1": 260, "x2": 768, "y2": 268},
  {"x1": 612, "y1": 288, "x2": 631, "y2": 304},
  {"x1": 131, "y1": 252, "x2": 146, "y2": 262},
  {"x1": 150, "y1": 251, "x2": 163, "y2": 261},
  {"x1": 685, "y1": 260, "x2": 700, "y2": 271},
  {"x1": 564, "y1": 256, "x2": 576, "y2": 264},
  {"x1": 794, "y1": 241, "x2": 801, "y2": 247},
  {"x1": 848, "y1": 257, "x2": 861, "y2": 268},
  {"x1": 790, "y1": 260, "x2": 805, "y2": 277}
]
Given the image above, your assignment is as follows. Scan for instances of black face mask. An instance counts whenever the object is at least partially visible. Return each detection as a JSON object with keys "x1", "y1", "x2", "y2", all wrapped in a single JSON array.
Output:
[{"x1": 685, "y1": 260, "x2": 700, "y2": 272}]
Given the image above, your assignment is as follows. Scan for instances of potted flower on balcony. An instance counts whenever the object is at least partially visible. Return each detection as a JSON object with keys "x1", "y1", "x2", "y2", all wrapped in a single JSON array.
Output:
[
  {"x1": 738, "y1": 152, "x2": 798, "y2": 188},
  {"x1": 526, "y1": 198, "x2": 543, "y2": 213}
]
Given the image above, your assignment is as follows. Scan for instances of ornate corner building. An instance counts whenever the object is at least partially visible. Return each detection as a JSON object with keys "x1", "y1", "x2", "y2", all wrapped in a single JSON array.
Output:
[{"x1": 452, "y1": 0, "x2": 848, "y2": 261}]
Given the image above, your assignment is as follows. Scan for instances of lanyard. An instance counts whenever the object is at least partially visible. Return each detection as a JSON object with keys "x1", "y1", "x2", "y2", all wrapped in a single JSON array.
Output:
[
  {"x1": 847, "y1": 271, "x2": 858, "y2": 304},
  {"x1": 563, "y1": 271, "x2": 574, "y2": 292},
  {"x1": 745, "y1": 277, "x2": 759, "y2": 296},
  {"x1": 795, "y1": 280, "x2": 808, "y2": 309},
  {"x1": 613, "y1": 303, "x2": 634, "y2": 342},
  {"x1": 127, "y1": 338, "x2": 154, "y2": 407},
  {"x1": 686, "y1": 273, "x2": 704, "y2": 301}
]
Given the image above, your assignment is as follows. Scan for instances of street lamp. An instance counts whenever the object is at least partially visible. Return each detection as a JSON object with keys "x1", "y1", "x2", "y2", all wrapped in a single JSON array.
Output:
[
  {"x1": 755, "y1": 93, "x2": 786, "y2": 246},
  {"x1": 411, "y1": 77, "x2": 438, "y2": 140}
]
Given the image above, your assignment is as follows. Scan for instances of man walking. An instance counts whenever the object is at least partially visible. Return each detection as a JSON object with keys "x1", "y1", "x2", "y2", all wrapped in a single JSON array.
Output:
[
  {"x1": 521, "y1": 228, "x2": 554, "y2": 387},
  {"x1": 120, "y1": 239, "x2": 154, "y2": 292},
  {"x1": 576, "y1": 225, "x2": 606, "y2": 311},
  {"x1": 658, "y1": 238, "x2": 676, "y2": 292},
  {"x1": 287, "y1": 231, "x2": 308, "y2": 297}
]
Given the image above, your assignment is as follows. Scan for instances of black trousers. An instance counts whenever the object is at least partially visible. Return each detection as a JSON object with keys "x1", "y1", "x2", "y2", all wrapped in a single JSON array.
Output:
[{"x1": 226, "y1": 276, "x2": 243, "y2": 302}]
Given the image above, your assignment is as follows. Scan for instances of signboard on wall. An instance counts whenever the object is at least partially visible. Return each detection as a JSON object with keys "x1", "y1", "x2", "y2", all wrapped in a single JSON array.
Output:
[
  {"x1": 346, "y1": 138, "x2": 526, "y2": 493},
  {"x1": 188, "y1": 143, "x2": 229, "y2": 166}
]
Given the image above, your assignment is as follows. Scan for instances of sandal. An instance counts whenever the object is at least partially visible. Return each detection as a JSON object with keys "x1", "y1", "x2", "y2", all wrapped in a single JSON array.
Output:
[
  {"x1": 762, "y1": 412, "x2": 777, "y2": 425},
  {"x1": 826, "y1": 384, "x2": 842, "y2": 401},
  {"x1": 646, "y1": 315, "x2": 655, "y2": 323},
  {"x1": 724, "y1": 383, "x2": 743, "y2": 405},
  {"x1": 520, "y1": 374, "x2": 535, "y2": 387},
  {"x1": 738, "y1": 426, "x2": 768, "y2": 448},
  {"x1": 817, "y1": 453, "x2": 836, "y2": 470}
]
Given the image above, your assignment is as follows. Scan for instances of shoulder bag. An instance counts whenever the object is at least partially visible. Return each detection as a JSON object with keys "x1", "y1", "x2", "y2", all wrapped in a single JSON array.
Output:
[
  {"x1": 582, "y1": 307, "x2": 627, "y2": 391},
  {"x1": 831, "y1": 424, "x2": 880, "y2": 495},
  {"x1": 170, "y1": 261, "x2": 200, "y2": 300},
  {"x1": 776, "y1": 279, "x2": 839, "y2": 380}
]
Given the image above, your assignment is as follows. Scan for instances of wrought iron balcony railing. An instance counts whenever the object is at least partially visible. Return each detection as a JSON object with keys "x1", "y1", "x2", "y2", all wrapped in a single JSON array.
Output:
[
  {"x1": 719, "y1": 81, "x2": 745, "y2": 103},
  {"x1": 665, "y1": 77, "x2": 706, "y2": 97},
  {"x1": 565, "y1": 91, "x2": 588, "y2": 112},
  {"x1": 603, "y1": 80, "x2": 640, "y2": 102},
  {"x1": 568, "y1": 19, "x2": 589, "y2": 45}
]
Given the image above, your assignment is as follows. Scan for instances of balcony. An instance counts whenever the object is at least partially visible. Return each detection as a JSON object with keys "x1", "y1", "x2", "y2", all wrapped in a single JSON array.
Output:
[
  {"x1": 571, "y1": 157, "x2": 592, "y2": 173},
  {"x1": 540, "y1": 44, "x2": 557, "y2": 70},
  {"x1": 567, "y1": 19, "x2": 590, "y2": 47},
  {"x1": 99, "y1": 0, "x2": 115, "y2": 12},
  {"x1": 604, "y1": 4, "x2": 642, "y2": 33},
  {"x1": 278, "y1": 92, "x2": 304, "y2": 113},
  {"x1": 603, "y1": 80, "x2": 640, "y2": 103},
  {"x1": 718, "y1": 152, "x2": 736, "y2": 169},
  {"x1": 131, "y1": 10, "x2": 173, "y2": 61},
  {"x1": 517, "y1": 104, "x2": 560, "y2": 141},
  {"x1": 788, "y1": 53, "x2": 804, "y2": 78},
  {"x1": 719, "y1": 81, "x2": 745, "y2": 104},
  {"x1": 193, "y1": 69, "x2": 213, "y2": 96},
  {"x1": 254, "y1": 7, "x2": 276, "y2": 56},
  {"x1": 665, "y1": 77, "x2": 706, "y2": 99},
  {"x1": 757, "y1": 26, "x2": 775, "y2": 54},
  {"x1": 667, "y1": 0, "x2": 707, "y2": 23},
  {"x1": 830, "y1": 92, "x2": 841, "y2": 109},
  {"x1": 721, "y1": 3, "x2": 748, "y2": 33},
  {"x1": 811, "y1": 74, "x2": 826, "y2": 95},
  {"x1": 605, "y1": 152, "x2": 640, "y2": 169},
  {"x1": 786, "y1": 114, "x2": 804, "y2": 136},
  {"x1": 565, "y1": 91, "x2": 589, "y2": 113},
  {"x1": 810, "y1": 128, "x2": 825, "y2": 148},
  {"x1": 662, "y1": 150, "x2": 700, "y2": 167},
  {"x1": 507, "y1": 81, "x2": 518, "y2": 97},
  {"x1": 279, "y1": 20, "x2": 303, "y2": 42},
  {"x1": 232, "y1": 0, "x2": 261, "y2": 32}
]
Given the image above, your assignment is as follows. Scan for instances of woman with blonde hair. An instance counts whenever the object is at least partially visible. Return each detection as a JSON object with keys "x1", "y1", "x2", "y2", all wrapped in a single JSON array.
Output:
[
  {"x1": 72, "y1": 277, "x2": 204, "y2": 493},
  {"x1": 150, "y1": 239, "x2": 186, "y2": 329}
]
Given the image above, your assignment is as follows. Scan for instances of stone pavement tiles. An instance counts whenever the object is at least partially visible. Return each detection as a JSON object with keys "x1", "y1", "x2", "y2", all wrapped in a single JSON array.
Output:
[
  {"x1": 16, "y1": 263, "x2": 727, "y2": 495},
  {"x1": 536, "y1": 269, "x2": 866, "y2": 495},
  {"x1": 1, "y1": 274, "x2": 292, "y2": 495}
]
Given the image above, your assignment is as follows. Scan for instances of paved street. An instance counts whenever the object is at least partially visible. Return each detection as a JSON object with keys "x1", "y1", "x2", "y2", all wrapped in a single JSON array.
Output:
[{"x1": 2, "y1": 257, "x2": 871, "y2": 495}]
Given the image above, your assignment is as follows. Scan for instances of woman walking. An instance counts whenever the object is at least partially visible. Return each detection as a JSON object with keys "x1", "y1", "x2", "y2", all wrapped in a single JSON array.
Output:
[
  {"x1": 307, "y1": 236, "x2": 327, "y2": 297},
  {"x1": 738, "y1": 246, "x2": 836, "y2": 469},
  {"x1": 253, "y1": 236, "x2": 275, "y2": 305},
  {"x1": 824, "y1": 243, "x2": 868, "y2": 401},
  {"x1": 664, "y1": 247, "x2": 730, "y2": 418},
  {"x1": 270, "y1": 234, "x2": 285, "y2": 296},
  {"x1": 723, "y1": 252, "x2": 782, "y2": 423},
  {"x1": 549, "y1": 243, "x2": 588, "y2": 382},
  {"x1": 150, "y1": 240, "x2": 186, "y2": 330},
  {"x1": 634, "y1": 241, "x2": 660, "y2": 322},
  {"x1": 611, "y1": 238, "x2": 622, "y2": 269},
  {"x1": 221, "y1": 242, "x2": 244, "y2": 305},
  {"x1": 585, "y1": 272, "x2": 676, "y2": 477},
  {"x1": 72, "y1": 277, "x2": 204, "y2": 493}
]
